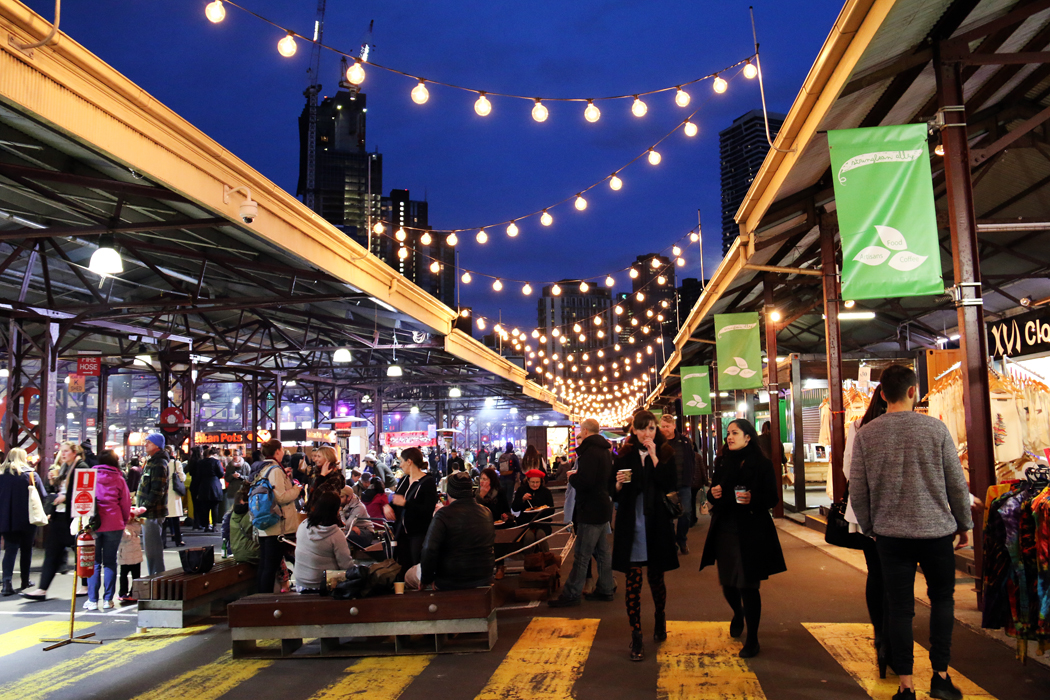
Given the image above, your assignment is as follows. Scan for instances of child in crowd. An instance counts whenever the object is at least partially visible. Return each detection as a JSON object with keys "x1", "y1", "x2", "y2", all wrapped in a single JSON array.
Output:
[{"x1": 117, "y1": 515, "x2": 143, "y2": 603}]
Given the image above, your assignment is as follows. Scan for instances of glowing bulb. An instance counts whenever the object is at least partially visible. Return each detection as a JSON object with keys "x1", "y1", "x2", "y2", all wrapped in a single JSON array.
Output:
[
  {"x1": 614, "y1": 305, "x2": 623, "y2": 314},
  {"x1": 477, "y1": 318, "x2": 486, "y2": 330},
  {"x1": 507, "y1": 221, "x2": 519, "y2": 237},
  {"x1": 474, "y1": 93, "x2": 491, "y2": 117},
  {"x1": 446, "y1": 232, "x2": 458, "y2": 246},
  {"x1": 277, "y1": 32, "x2": 297, "y2": 58},
  {"x1": 205, "y1": 0, "x2": 225, "y2": 23},
  {"x1": 744, "y1": 61, "x2": 758, "y2": 80},
  {"x1": 541, "y1": 210, "x2": 553, "y2": 226},
  {"x1": 690, "y1": 232, "x2": 700, "y2": 242},
  {"x1": 934, "y1": 144, "x2": 945, "y2": 157},
  {"x1": 648, "y1": 149, "x2": 662, "y2": 165},
  {"x1": 844, "y1": 299, "x2": 856, "y2": 308},
  {"x1": 636, "y1": 292, "x2": 645, "y2": 302},
  {"x1": 532, "y1": 99, "x2": 548, "y2": 122},
  {"x1": 584, "y1": 100, "x2": 600, "y2": 122},
  {"x1": 461, "y1": 271, "x2": 472, "y2": 283},
  {"x1": 347, "y1": 60, "x2": 366, "y2": 86},
  {"x1": 522, "y1": 283, "x2": 532, "y2": 295},
  {"x1": 395, "y1": 227, "x2": 407, "y2": 242},
  {"x1": 411, "y1": 80, "x2": 430, "y2": 105},
  {"x1": 672, "y1": 245, "x2": 682, "y2": 257},
  {"x1": 684, "y1": 121, "x2": 698, "y2": 137},
  {"x1": 430, "y1": 261, "x2": 440, "y2": 273},
  {"x1": 605, "y1": 276, "x2": 615, "y2": 287},
  {"x1": 609, "y1": 174, "x2": 622, "y2": 191},
  {"x1": 579, "y1": 281, "x2": 590, "y2": 293},
  {"x1": 651, "y1": 257, "x2": 662, "y2": 269},
  {"x1": 575, "y1": 195, "x2": 587, "y2": 211},
  {"x1": 552, "y1": 284, "x2": 562, "y2": 296},
  {"x1": 629, "y1": 268, "x2": 639, "y2": 279},
  {"x1": 476, "y1": 229, "x2": 489, "y2": 244},
  {"x1": 675, "y1": 88, "x2": 691, "y2": 107},
  {"x1": 492, "y1": 279, "x2": 503, "y2": 292},
  {"x1": 573, "y1": 323, "x2": 582, "y2": 333},
  {"x1": 713, "y1": 76, "x2": 728, "y2": 94},
  {"x1": 677, "y1": 257, "x2": 685, "y2": 267},
  {"x1": 397, "y1": 247, "x2": 409, "y2": 260},
  {"x1": 594, "y1": 316, "x2": 602, "y2": 325},
  {"x1": 373, "y1": 221, "x2": 385, "y2": 235},
  {"x1": 769, "y1": 309, "x2": 782, "y2": 322},
  {"x1": 657, "y1": 275, "x2": 666, "y2": 285},
  {"x1": 631, "y1": 96, "x2": 647, "y2": 117},
  {"x1": 420, "y1": 231, "x2": 432, "y2": 245}
]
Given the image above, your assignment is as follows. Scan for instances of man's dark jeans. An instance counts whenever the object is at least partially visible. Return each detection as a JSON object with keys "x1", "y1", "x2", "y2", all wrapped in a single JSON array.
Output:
[{"x1": 876, "y1": 534, "x2": 956, "y2": 676}]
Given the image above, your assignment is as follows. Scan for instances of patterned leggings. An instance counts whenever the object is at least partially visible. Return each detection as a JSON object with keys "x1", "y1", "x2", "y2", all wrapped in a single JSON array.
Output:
[{"x1": 625, "y1": 565, "x2": 666, "y2": 632}]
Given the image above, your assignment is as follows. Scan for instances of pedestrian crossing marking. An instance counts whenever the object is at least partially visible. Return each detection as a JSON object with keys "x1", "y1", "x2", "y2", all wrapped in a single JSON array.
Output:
[
  {"x1": 0, "y1": 621, "x2": 98, "y2": 659},
  {"x1": 0, "y1": 626, "x2": 208, "y2": 700},
  {"x1": 657, "y1": 621, "x2": 768, "y2": 699},
  {"x1": 804, "y1": 623, "x2": 997, "y2": 700},
  {"x1": 474, "y1": 616, "x2": 600, "y2": 700},
  {"x1": 128, "y1": 650, "x2": 272, "y2": 700},
  {"x1": 307, "y1": 655, "x2": 434, "y2": 700}
]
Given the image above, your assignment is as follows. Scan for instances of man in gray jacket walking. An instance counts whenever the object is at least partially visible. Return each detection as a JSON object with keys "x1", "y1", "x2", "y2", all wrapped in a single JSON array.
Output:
[{"x1": 850, "y1": 365, "x2": 973, "y2": 700}]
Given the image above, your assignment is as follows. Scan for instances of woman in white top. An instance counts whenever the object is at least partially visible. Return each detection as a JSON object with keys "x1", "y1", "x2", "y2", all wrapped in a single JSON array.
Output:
[{"x1": 165, "y1": 449, "x2": 186, "y2": 547}]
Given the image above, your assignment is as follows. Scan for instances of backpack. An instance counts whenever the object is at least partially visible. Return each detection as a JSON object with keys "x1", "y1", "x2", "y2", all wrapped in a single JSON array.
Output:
[
  {"x1": 498, "y1": 453, "x2": 513, "y2": 476},
  {"x1": 248, "y1": 464, "x2": 282, "y2": 531}
]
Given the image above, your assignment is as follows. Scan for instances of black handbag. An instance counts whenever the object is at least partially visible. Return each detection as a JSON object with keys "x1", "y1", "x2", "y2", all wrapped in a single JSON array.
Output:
[
  {"x1": 179, "y1": 546, "x2": 215, "y2": 574},
  {"x1": 824, "y1": 488, "x2": 868, "y2": 550},
  {"x1": 662, "y1": 491, "x2": 685, "y2": 519}
]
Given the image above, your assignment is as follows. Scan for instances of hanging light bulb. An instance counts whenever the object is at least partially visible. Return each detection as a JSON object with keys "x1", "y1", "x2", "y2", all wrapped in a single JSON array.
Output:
[
  {"x1": 573, "y1": 323, "x2": 582, "y2": 333},
  {"x1": 657, "y1": 275, "x2": 666, "y2": 285},
  {"x1": 648, "y1": 148, "x2": 662, "y2": 165},
  {"x1": 684, "y1": 121, "x2": 698, "y2": 137},
  {"x1": 476, "y1": 229, "x2": 489, "y2": 244},
  {"x1": 713, "y1": 76, "x2": 728, "y2": 93},
  {"x1": 551, "y1": 284, "x2": 562, "y2": 296},
  {"x1": 205, "y1": 0, "x2": 225, "y2": 23},
  {"x1": 347, "y1": 59, "x2": 366, "y2": 85},
  {"x1": 395, "y1": 227, "x2": 407, "y2": 242},
  {"x1": 411, "y1": 80, "x2": 430, "y2": 104},
  {"x1": 579, "y1": 281, "x2": 590, "y2": 293},
  {"x1": 522, "y1": 283, "x2": 532, "y2": 295},
  {"x1": 677, "y1": 257, "x2": 686, "y2": 267},
  {"x1": 574, "y1": 195, "x2": 587, "y2": 211},
  {"x1": 651, "y1": 257, "x2": 662, "y2": 268},
  {"x1": 89, "y1": 234, "x2": 123, "y2": 276},
  {"x1": 614, "y1": 305, "x2": 623, "y2": 314},
  {"x1": 631, "y1": 96, "x2": 647, "y2": 117},
  {"x1": 609, "y1": 174, "x2": 623, "y2": 191},
  {"x1": 461, "y1": 271, "x2": 472, "y2": 283},
  {"x1": 507, "y1": 221, "x2": 519, "y2": 237},
  {"x1": 531, "y1": 99, "x2": 548, "y2": 122},
  {"x1": 397, "y1": 246, "x2": 409, "y2": 260},
  {"x1": 690, "y1": 232, "x2": 700, "y2": 242},
  {"x1": 672, "y1": 245, "x2": 682, "y2": 257},
  {"x1": 605, "y1": 275, "x2": 615, "y2": 287},
  {"x1": 584, "y1": 100, "x2": 600, "y2": 123},
  {"x1": 594, "y1": 316, "x2": 602, "y2": 325},
  {"x1": 541, "y1": 210, "x2": 553, "y2": 226},
  {"x1": 675, "y1": 87, "x2": 691, "y2": 107},
  {"x1": 419, "y1": 231, "x2": 432, "y2": 245},
  {"x1": 373, "y1": 221, "x2": 385, "y2": 234},
  {"x1": 636, "y1": 291, "x2": 645, "y2": 302},
  {"x1": 629, "y1": 268, "x2": 639, "y2": 279},
  {"x1": 333, "y1": 348, "x2": 352, "y2": 363},
  {"x1": 474, "y1": 92, "x2": 491, "y2": 117},
  {"x1": 277, "y1": 32, "x2": 297, "y2": 57},
  {"x1": 743, "y1": 61, "x2": 758, "y2": 79},
  {"x1": 446, "y1": 232, "x2": 458, "y2": 246},
  {"x1": 430, "y1": 261, "x2": 440, "y2": 273},
  {"x1": 492, "y1": 279, "x2": 503, "y2": 292},
  {"x1": 477, "y1": 317, "x2": 486, "y2": 330}
]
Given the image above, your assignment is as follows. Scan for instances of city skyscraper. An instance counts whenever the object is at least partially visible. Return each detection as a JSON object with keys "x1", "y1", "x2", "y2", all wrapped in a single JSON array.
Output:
[
  {"x1": 630, "y1": 253, "x2": 677, "y2": 338},
  {"x1": 719, "y1": 109, "x2": 785, "y2": 255},
  {"x1": 380, "y1": 189, "x2": 455, "y2": 308},
  {"x1": 535, "y1": 280, "x2": 614, "y2": 381}
]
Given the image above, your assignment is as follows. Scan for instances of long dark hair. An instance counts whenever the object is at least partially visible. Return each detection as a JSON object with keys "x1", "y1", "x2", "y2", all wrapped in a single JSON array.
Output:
[
  {"x1": 307, "y1": 491, "x2": 341, "y2": 528},
  {"x1": 523, "y1": 444, "x2": 541, "y2": 469},
  {"x1": 860, "y1": 383, "x2": 888, "y2": 427},
  {"x1": 362, "y1": 476, "x2": 385, "y2": 503},
  {"x1": 725, "y1": 418, "x2": 764, "y2": 465}
]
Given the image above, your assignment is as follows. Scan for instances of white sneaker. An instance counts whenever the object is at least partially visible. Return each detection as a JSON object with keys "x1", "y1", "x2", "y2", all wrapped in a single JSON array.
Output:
[
  {"x1": 101, "y1": 600, "x2": 115, "y2": 610},
  {"x1": 83, "y1": 600, "x2": 98, "y2": 611}
]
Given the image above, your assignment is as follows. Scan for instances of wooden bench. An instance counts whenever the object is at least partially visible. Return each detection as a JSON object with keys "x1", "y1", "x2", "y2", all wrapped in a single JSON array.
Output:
[
  {"x1": 227, "y1": 586, "x2": 497, "y2": 658},
  {"x1": 133, "y1": 559, "x2": 256, "y2": 628}
]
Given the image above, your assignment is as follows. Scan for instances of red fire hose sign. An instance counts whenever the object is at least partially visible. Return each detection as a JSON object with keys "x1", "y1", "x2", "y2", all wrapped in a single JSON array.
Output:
[{"x1": 72, "y1": 469, "x2": 97, "y2": 518}]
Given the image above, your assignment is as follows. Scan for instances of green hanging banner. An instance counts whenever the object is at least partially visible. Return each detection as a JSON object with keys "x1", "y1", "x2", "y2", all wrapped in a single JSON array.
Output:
[
  {"x1": 680, "y1": 366, "x2": 712, "y2": 416},
  {"x1": 715, "y1": 312, "x2": 763, "y2": 390},
  {"x1": 828, "y1": 124, "x2": 944, "y2": 301}
]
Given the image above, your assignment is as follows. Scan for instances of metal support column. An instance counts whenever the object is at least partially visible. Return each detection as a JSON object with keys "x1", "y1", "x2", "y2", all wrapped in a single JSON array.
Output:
[
  {"x1": 273, "y1": 373, "x2": 283, "y2": 442},
  {"x1": 250, "y1": 378, "x2": 259, "y2": 451},
  {"x1": 764, "y1": 276, "x2": 784, "y2": 518},
  {"x1": 96, "y1": 365, "x2": 109, "y2": 451},
  {"x1": 791, "y1": 353, "x2": 807, "y2": 511},
  {"x1": 820, "y1": 213, "x2": 847, "y2": 502},
  {"x1": 373, "y1": 387, "x2": 384, "y2": 453},
  {"x1": 39, "y1": 323, "x2": 58, "y2": 462},
  {"x1": 937, "y1": 53, "x2": 995, "y2": 604}
]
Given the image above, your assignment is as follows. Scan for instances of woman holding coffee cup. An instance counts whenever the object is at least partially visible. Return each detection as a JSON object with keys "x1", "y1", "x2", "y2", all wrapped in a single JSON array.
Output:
[
  {"x1": 699, "y1": 418, "x2": 786, "y2": 659},
  {"x1": 611, "y1": 410, "x2": 679, "y2": 662}
]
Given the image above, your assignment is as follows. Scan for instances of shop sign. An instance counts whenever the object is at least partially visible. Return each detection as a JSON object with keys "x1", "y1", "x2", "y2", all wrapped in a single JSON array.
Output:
[
  {"x1": 68, "y1": 374, "x2": 86, "y2": 393},
  {"x1": 306, "y1": 428, "x2": 336, "y2": 442},
  {"x1": 71, "y1": 468, "x2": 97, "y2": 518},
  {"x1": 77, "y1": 356, "x2": 102, "y2": 376},
  {"x1": 828, "y1": 124, "x2": 944, "y2": 301},
  {"x1": 680, "y1": 366, "x2": 712, "y2": 416},
  {"x1": 86, "y1": 417, "x2": 96, "y2": 428},
  {"x1": 715, "y1": 312, "x2": 763, "y2": 390},
  {"x1": 384, "y1": 431, "x2": 436, "y2": 448},
  {"x1": 195, "y1": 431, "x2": 248, "y2": 445},
  {"x1": 987, "y1": 308, "x2": 1050, "y2": 358}
]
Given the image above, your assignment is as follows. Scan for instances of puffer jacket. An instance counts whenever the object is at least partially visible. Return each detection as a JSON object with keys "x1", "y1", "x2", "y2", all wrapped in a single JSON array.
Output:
[
  {"x1": 94, "y1": 463, "x2": 132, "y2": 533},
  {"x1": 418, "y1": 498, "x2": 495, "y2": 589},
  {"x1": 229, "y1": 503, "x2": 260, "y2": 565}
]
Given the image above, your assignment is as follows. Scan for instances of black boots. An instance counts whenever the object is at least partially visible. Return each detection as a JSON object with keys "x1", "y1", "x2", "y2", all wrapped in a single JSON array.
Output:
[
  {"x1": 630, "y1": 630, "x2": 645, "y2": 661},
  {"x1": 654, "y1": 613, "x2": 667, "y2": 642},
  {"x1": 729, "y1": 613, "x2": 744, "y2": 638},
  {"x1": 1, "y1": 579, "x2": 14, "y2": 597}
]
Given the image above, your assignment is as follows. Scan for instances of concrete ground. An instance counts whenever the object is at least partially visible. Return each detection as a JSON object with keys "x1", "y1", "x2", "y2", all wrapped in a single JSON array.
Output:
[{"x1": 0, "y1": 517, "x2": 1047, "y2": 700}]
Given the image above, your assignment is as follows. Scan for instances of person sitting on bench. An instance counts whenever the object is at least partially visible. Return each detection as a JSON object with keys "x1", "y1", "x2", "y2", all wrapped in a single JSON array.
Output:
[
  {"x1": 405, "y1": 472, "x2": 495, "y2": 591},
  {"x1": 512, "y1": 469, "x2": 555, "y2": 552},
  {"x1": 293, "y1": 491, "x2": 353, "y2": 593},
  {"x1": 339, "y1": 486, "x2": 373, "y2": 548}
]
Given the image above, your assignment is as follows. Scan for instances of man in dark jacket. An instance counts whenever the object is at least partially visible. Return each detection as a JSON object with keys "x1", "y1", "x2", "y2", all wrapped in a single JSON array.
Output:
[
  {"x1": 135, "y1": 434, "x2": 170, "y2": 576},
  {"x1": 549, "y1": 418, "x2": 616, "y2": 607},
  {"x1": 447, "y1": 449, "x2": 466, "y2": 474},
  {"x1": 660, "y1": 414, "x2": 696, "y2": 554},
  {"x1": 405, "y1": 472, "x2": 495, "y2": 590}
]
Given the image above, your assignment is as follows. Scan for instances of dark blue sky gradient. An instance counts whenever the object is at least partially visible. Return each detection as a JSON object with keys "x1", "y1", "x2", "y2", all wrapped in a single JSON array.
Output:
[{"x1": 25, "y1": 0, "x2": 844, "y2": 331}]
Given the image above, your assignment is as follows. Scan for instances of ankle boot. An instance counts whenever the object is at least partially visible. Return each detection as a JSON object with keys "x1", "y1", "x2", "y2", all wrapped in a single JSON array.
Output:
[
  {"x1": 1, "y1": 579, "x2": 14, "y2": 597},
  {"x1": 630, "y1": 630, "x2": 644, "y2": 661},
  {"x1": 654, "y1": 613, "x2": 667, "y2": 642}
]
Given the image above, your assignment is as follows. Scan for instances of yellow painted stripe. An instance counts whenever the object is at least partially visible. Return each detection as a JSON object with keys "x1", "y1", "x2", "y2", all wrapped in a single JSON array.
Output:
[
  {"x1": 657, "y1": 621, "x2": 767, "y2": 699},
  {"x1": 0, "y1": 627, "x2": 207, "y2": 700},
  {"x1": 128, "y1": 651, "x2": 272, "y2": 700},
  {"x1": 804, "y1": 623, "x2": 997, "y2": 700},
  {"x1": 0, "y1": 621, "x2": 98, "y2": 659},
  {"x1": 308, "y1": 655, "x2": 434, "y2": 700},
  {"x1": 474, "y1": 617, "x2": 600, "y2": 700}
]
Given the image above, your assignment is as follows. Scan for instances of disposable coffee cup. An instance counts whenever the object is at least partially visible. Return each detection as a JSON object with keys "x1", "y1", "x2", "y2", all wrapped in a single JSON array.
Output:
[
  {"x1": 734, "y1": 486, "x2": 748, "y2": 504},
  {"x1": 394, "y1": 582, "x2": 405, "y2": 595},
  {"x1": 618, "y1": 469, "x2": 632, "y2": 483}
]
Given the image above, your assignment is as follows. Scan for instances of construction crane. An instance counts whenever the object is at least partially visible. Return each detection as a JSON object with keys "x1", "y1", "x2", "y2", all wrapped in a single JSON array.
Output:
[{"x1": 302, "y1": 0, "x2": 326, "y2": 211}]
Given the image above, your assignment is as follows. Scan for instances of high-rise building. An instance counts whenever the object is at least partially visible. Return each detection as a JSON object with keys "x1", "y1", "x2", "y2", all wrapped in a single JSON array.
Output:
[
  {"x1": 534, "y1": 281, "x2": 614, "y2": 381},
  {"x1": 677, "y1": 277, "x2": 705, "y2": 320},
  {"x1": 719, "y1": 109, "x2": 785, "y2": 255},
  {"x1": 630, "y1": 254, "x2": 677, "y2": 338},
  {"x1": 380, "y1": 189, "x2": 455, "y2": 308}
]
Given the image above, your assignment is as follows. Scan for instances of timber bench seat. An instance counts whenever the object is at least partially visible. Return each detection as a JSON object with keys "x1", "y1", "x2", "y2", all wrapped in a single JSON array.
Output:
[
  {"x1": 227, "y1": 586, "x2": 497, "y2": 658},
  {"x1": 133, "y1": 559, "x2": 256, "y2": 628}
]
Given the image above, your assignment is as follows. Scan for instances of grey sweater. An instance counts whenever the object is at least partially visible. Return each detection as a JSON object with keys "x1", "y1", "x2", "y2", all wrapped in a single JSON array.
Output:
[{"x1": 850, "y1": 411, "x2": 973, "y2": 539}]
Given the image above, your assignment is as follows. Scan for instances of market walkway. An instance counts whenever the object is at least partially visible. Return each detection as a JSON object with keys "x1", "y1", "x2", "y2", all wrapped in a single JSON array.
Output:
[{"x1": 0, "y1": 520, "x2": 1046, "y2": 700}]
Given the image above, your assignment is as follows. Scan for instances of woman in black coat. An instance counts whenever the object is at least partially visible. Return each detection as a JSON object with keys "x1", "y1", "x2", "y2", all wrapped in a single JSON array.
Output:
[
  {"x1": 700, "y1": 418, "x2": 786, "y2": 659},
  {"x1": 612, "y1": 410, "x2": 679, "y2": 662},
  {"x1": 390, "y1": 447, "x2": 438, "y2": 577},
  {"x1": 193, "y1": 448, "x2": 225, "y2": 532}
]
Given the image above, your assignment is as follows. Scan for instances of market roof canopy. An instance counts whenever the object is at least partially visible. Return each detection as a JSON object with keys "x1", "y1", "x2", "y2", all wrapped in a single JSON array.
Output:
[
  {"x1": 0, "y1": 1, "x2": 566, "y2": 415},
  {"x1": 655, "y1": 0, "x2": 1050, "y2": 405}
]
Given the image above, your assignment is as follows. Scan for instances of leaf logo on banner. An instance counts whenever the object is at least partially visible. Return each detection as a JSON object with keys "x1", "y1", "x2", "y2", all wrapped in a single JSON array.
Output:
[
  {"x1": 854, "y1": 246, "x2": 891, "y2": 266},
  {"x1": 875, "y1": 225, "x2": 907, "y2": 250},
  {"x1": 723, "y1": 356, "x2": 756, "y2": 379},
  {"x1": 888, "y1": 251, "x2": 927, "y2": 271},
  {"x1": 686, "y1": 394, "x2": 708, "y2": 409},
  {"x1": 852, "y1": 225, "x2": 927, "y2": 272}
]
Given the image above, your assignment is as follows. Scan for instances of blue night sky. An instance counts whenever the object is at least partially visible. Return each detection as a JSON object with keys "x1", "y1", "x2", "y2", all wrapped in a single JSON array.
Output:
[{"x1": 25, "y1": 0, "x2": 844, "y2": 331}]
